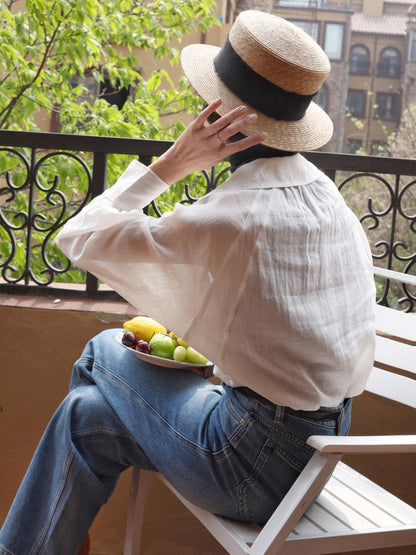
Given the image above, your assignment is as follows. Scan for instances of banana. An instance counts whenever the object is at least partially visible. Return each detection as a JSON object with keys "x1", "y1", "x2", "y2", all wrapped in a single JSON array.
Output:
[{"x1": 123, "y1": 316, "x2": 166, "y2": 342}]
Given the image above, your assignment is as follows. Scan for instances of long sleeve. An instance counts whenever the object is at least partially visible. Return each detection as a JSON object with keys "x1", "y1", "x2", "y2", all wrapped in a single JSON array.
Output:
[
  {"x1": 54, "y1": 160, "x2": 238, "y2": 345},
  {"x1": 55, "y1": 160, "x2": 170, "y2": 258}
]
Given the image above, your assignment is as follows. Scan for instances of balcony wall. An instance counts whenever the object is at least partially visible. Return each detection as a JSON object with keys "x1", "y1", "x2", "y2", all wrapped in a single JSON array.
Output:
[{"x1": 1, "y1": 296, "x2": 415, "y2": 554}]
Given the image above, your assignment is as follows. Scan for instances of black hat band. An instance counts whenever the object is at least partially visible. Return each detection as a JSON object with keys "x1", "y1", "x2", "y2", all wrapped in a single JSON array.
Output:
[{"x1": 213, "y1": 36, "x2": 316, "y2": 121}]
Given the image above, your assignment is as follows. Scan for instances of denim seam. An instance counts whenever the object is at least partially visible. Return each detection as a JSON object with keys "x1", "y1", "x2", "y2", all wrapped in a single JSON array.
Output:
[
  {"x1": 230, "y1": 417, "x2": 253, "y2": 449},
  {"x1": 225, "y1": 397, "x2": 253, "y2": 447},
  {"x1": 274, "y1": 425, "x2": 315, "y2": 453},
  {"x1": 237, "y1": 439, "x2": 275, "y2": 520},
  {"x1": 272, "y1": 442, "x2": 305, "y2": 473},
  {"x1": 252, "y1": 411, "x2": 280, "y2": 431},
  {"x1": 95, "y1": 363, "x2": 234, "y2": 460},
  {"x1": 0, "y1": 544, "x2": 16, "y2": 555},
  {"x1": 225, "y1": 396, "x2": 245, "y2": 423},
  {"x1": 71, "y1": 429, "x2": 133, "y2": 440},
  {"x1": 32, "y1": 448, "x2": 75, "y2": 554}
]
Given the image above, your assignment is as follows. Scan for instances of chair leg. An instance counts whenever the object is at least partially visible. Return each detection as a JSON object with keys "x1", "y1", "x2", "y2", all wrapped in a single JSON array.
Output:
[
  {"x1": 77, "y1": 532, "x2": 90, "y2": 555},
  {"x1": 123, "y1": 467, "x2": 151, "y2": 555}
]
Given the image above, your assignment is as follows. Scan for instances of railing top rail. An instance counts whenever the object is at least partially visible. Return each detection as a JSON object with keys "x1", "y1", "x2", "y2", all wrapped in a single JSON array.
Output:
[
  {"x1": 305, "y1": 151, "x2": 416, "y2": 176},
  {"x1": 1, "y1": 129, "x2": 416, "y2": 176},
  {"x1": 0, "y1": 129, "x2": 172, "y2": 156}
]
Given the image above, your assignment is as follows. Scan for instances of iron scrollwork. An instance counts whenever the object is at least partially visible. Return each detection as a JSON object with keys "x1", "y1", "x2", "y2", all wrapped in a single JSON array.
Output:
[
  {"x1": 148, "y1": 163, "x2": 231, "y2": 217},
  {"x1": 0, "y1": 147, "x2": 92, "y2": 287},
  {"x1": 338, "y1": 170, "x2": 416, "y2": 311}
]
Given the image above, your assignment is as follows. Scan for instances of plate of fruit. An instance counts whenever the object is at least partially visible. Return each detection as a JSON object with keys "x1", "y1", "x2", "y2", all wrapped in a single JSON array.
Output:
[{"x1": 115, "y1": 316, "x2": 214, "y2": 377}]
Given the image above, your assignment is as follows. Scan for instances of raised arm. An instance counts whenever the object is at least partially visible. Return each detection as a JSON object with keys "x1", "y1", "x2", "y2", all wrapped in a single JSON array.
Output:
[{"x1": 150, "y1": 98, "x2": 266, "y2": 184}]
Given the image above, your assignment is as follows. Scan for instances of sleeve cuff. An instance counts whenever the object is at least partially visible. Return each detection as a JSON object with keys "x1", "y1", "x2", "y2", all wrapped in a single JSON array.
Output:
[{"x1": 104, "y1": 160, "x2": 170, "y2": 211}]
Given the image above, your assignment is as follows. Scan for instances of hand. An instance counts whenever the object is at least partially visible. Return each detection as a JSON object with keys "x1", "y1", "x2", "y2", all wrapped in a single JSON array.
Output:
[{"x1": 149, "y1": 99, "x2": 267, "y2": 185}]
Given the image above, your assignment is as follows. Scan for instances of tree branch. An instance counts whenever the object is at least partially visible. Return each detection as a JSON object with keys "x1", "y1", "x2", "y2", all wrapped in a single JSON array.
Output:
[{"x1": 0, "y1": 3, "x2": 75, "y2": 128}]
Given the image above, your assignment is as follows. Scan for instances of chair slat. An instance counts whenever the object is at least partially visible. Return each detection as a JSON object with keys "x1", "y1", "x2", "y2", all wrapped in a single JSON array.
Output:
[
  {"x1": 365, "y1": 367, "x2": 416, "y2": 408},
  {"x1": 332, "y1": 463, "x2": 416, "y2": 525},
  {"x1": 324, "y1": 478, "x2": 403, "y2": 527},
  {"x1": 292, "y1": 514, "x2": 325, "y2": 535},
  {"x1": 375, "y1": 335, "x2": 416, "y2": 376},
  {"x1": 375, "y1": 305, "x2": 416, "y2": 345},
  {"x1": 302, "y1": 502, "x2": 353, "y2": 533},
  {"x1": 312, "y1": 490, "x2": 374, "y2": 531}
]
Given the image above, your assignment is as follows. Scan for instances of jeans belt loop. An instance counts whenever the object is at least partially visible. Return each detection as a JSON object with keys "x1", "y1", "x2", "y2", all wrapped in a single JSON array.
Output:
[{"x1": 274, "y1": 404, "x2": 285, "y2": 423}]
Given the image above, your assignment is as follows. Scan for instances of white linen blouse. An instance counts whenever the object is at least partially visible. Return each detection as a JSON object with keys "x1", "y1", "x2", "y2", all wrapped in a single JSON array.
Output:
[{"x1": 55, "y1": 154, "x2": 376, "y2": 410}]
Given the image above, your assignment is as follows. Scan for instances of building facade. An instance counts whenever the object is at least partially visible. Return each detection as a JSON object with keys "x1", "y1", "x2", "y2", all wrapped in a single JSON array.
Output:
[{"x1": 233, "y1": 0, "x2": 416, "y2": 154}]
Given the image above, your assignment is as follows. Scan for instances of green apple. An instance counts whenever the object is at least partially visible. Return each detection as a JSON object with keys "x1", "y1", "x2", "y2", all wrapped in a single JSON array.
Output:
[
  {"x1": 185, "y1": 346, "x2": 208, "y2": 365},
  {"x1": 173, "y1": 346, "x2": 187, "y2": 362},
  {"x1": 148, "y1": 333, "x2": 176, "y2": 359}
]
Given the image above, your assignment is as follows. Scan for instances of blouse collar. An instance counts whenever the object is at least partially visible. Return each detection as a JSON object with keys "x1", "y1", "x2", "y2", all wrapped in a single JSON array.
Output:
[{"x1": 219, "y1": 154, "x2": 325, "y2": 191}]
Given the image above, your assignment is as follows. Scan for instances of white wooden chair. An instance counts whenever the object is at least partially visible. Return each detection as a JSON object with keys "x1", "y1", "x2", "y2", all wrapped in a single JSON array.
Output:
[{"x1": 123, "y1": 268, "x2": 416, "y2": 554}]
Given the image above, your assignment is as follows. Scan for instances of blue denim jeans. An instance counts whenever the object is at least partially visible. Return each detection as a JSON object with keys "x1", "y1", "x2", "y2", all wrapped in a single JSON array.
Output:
[{"x1": 0, "y1": 329, "x2": 351, "y2": 554}]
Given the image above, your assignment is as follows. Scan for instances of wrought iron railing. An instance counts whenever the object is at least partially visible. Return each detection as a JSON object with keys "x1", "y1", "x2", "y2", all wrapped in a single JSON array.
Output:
[{"x1": 0, "y1": 130, "x2": 415, "y2": 309}]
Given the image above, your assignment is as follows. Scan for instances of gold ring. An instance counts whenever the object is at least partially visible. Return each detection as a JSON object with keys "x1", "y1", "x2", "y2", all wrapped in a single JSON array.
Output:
[{"x1": 215, "y1": 130, "x2": 227, "y2": 146}]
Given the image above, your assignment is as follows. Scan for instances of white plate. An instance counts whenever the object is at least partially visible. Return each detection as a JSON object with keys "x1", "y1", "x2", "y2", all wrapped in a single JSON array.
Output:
[{"x1": 114, "y1": 334, "x2": 214, "y2": 372}]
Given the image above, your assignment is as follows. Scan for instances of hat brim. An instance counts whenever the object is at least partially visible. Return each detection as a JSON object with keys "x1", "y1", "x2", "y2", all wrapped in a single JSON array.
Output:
[{"x1": 181, "y1": 44, "x2": 333, "y2": 152}]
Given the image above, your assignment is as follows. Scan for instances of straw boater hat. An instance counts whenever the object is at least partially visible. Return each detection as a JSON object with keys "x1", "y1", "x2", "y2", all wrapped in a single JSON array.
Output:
[{"x1": 181, "y1": 10, "x2": 333, "y2": 152}]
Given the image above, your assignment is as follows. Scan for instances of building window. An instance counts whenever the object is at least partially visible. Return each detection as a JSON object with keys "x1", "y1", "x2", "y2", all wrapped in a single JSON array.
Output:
[
  {"x1": 315, "y1": 83, "x2": 329, "y2": 111},
  {"x1": 288, "y1": 19, "x2": 319, "y2": 42},
  {"x1": 375, "y1": 92, "x2": 401, "y2": 120},
  {"x1": 377, "y1": 47, "x2": 401, "y2": 78},
  {"x1": 376, "y1": 92, "x2": 401, "y2": 120},
  {"x1": 343, "y1": 139, "x2": 362, "y2": 154},
  {"x1": 324, "y1": 23, "x2": 344, "y2": 60},
  {"x1": 347, "y1": 89, "x2": 366, "y2": 117},
  {"x1": 349, "y1": 45, "x2": 370, "y2": 75},
  {"x1": 70, "y1": 73, "x2": 130, "y2": 109},
  {"x1": 100, "y1": 78, "x2": 130, "y2": 109}
]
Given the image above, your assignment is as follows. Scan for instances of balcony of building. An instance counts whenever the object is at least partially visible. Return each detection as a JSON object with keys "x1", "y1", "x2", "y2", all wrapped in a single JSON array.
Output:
[{"x1": 0, "y1": 130, "x2": 415, "y2": 554}]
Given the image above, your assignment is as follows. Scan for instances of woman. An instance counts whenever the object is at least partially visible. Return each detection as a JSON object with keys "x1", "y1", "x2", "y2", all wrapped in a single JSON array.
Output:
[{"x1": 0, "y1": 11, "x2": 375, "y2": 554}]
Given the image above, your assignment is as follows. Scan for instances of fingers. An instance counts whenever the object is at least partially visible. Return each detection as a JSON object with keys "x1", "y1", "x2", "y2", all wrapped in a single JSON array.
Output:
[
  {"x1": 194, "y1": 98, "x2": 223, "y2": 128},
  {"x1": 204, "y1": 102, "x2": 262, "y2": 144},
  {"x1": 216, "y1": 113, "x2": 259, "y2": 143},
  {"x1": 213, "y1": 110, "x2": 267, "y2": 153},
  {"x1": 195, "y1": 99, "x2": 250, "y2": 135},
  {"x1": 208, "y1": 105, "x2": 248, "y2": 134},
  {"x1": 225, "y1": 131, "x2": 268, "y2": 155},
  {"x1": 194, "y1": 98, "x2": 268, "y2": 156}
]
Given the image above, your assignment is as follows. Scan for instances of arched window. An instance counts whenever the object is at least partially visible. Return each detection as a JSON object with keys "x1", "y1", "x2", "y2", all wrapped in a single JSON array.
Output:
[
  {"x1": 349, "y1": 45, "x2": 370, "y2": 75},
  {"x1": 315, "y1": 83, "x2": 329, "y2": 111},
  {"x1": 378, "y1": 47, "x2": 401, "y2": 78}
]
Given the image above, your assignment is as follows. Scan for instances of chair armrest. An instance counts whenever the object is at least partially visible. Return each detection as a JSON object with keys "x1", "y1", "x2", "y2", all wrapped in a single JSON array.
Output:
[
  {"x1": 307, "y1": 435, "x2": 416, "y2": 454},
  {"x1": 373, "y1": 266, "x2": 416, "y2": 286}
]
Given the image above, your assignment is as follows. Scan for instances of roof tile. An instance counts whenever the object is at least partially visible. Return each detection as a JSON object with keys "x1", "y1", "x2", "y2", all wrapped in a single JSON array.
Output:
[{"x1": 352, "y1": 13, "x2": 407, "y2": 35}]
